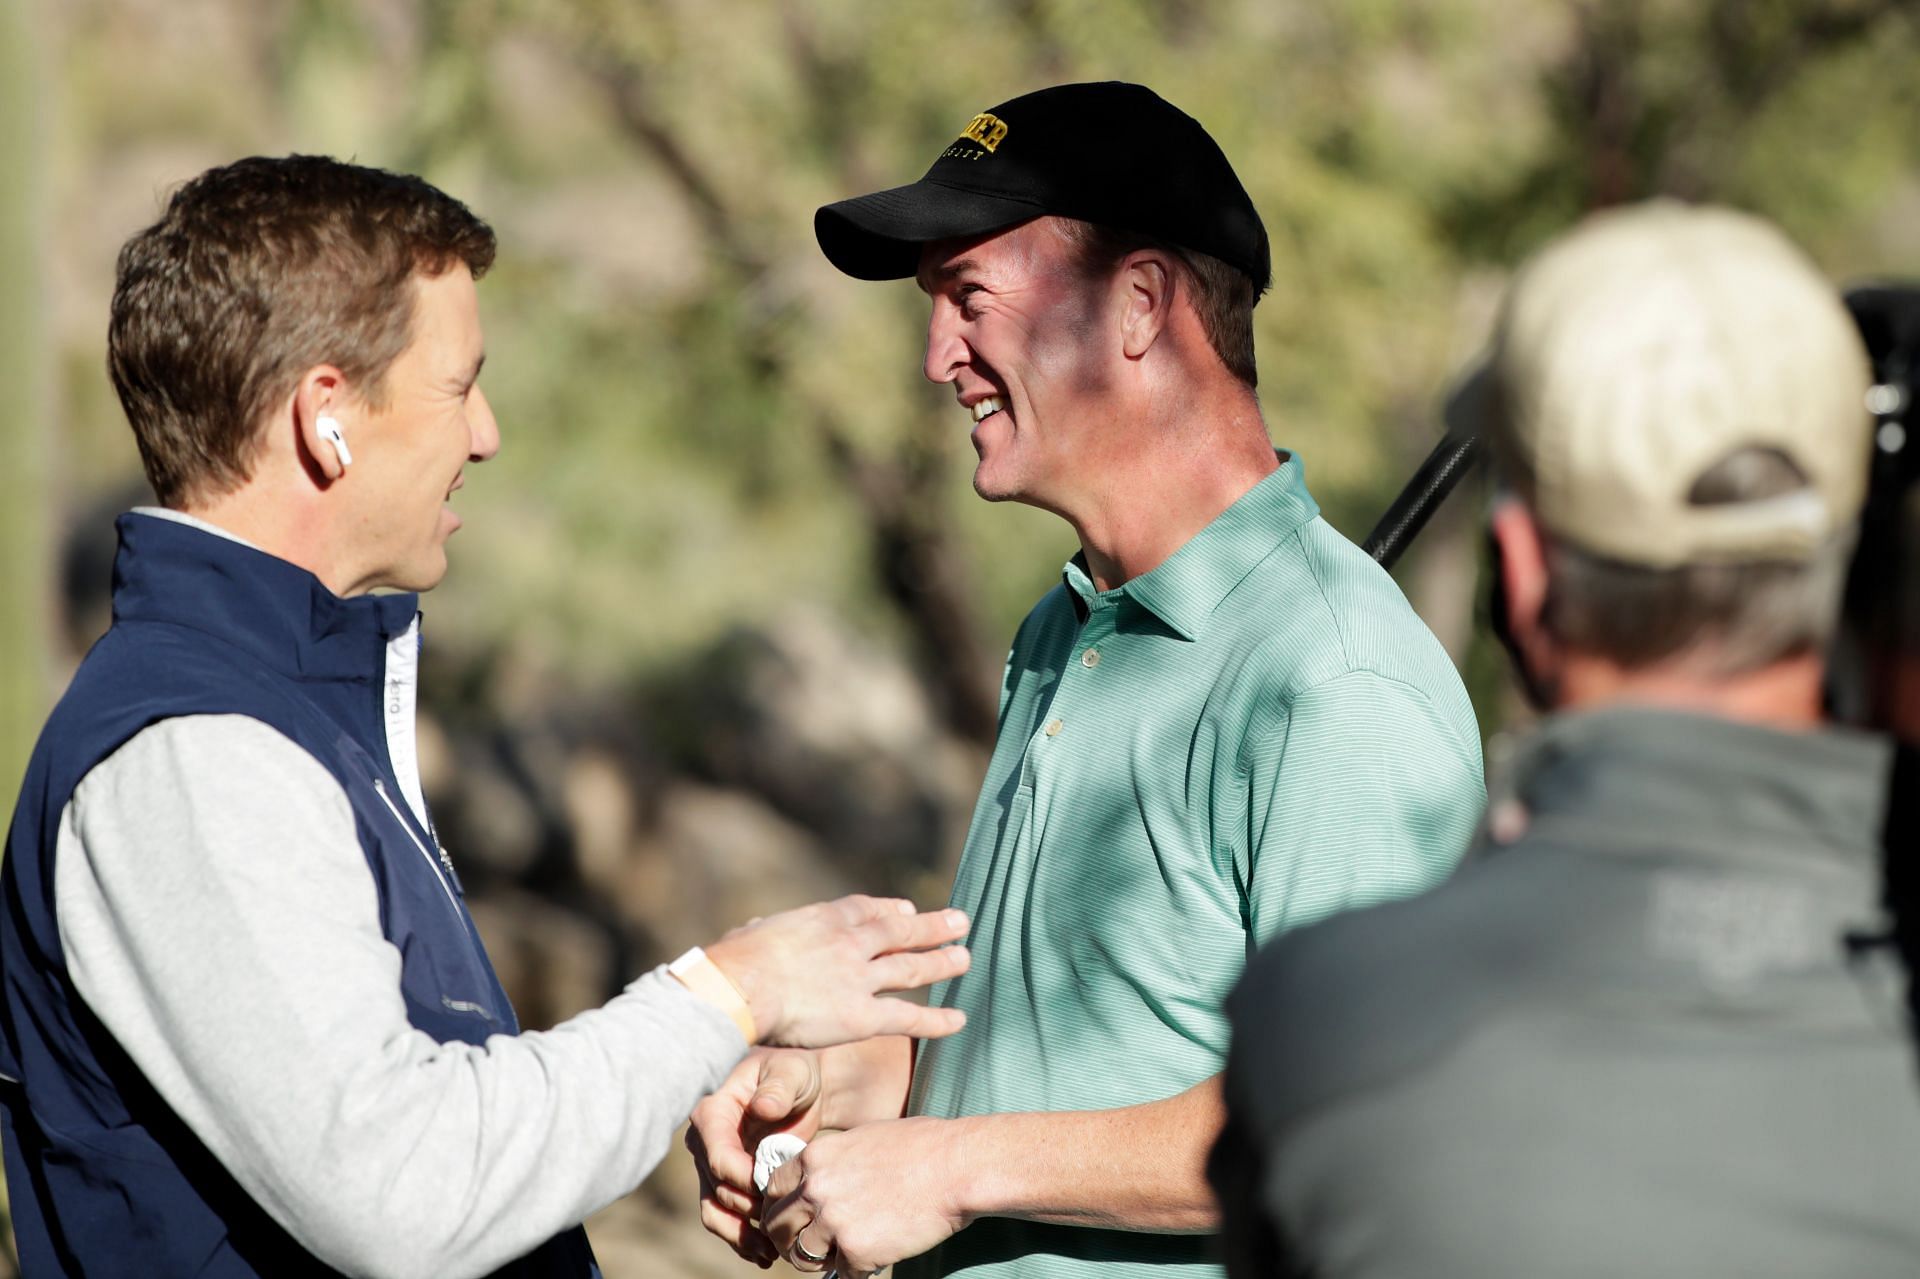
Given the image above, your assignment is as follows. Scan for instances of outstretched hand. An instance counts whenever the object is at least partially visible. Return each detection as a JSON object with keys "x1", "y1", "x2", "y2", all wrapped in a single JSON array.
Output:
[{"x1": 706, "y1": 895, "x2": 970, "y2": 1048}]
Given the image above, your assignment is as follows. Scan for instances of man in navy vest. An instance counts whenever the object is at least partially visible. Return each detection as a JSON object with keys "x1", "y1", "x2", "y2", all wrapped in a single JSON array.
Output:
[{"x1": 0, "y1": 155, "x2": 972, "y2": 1277}]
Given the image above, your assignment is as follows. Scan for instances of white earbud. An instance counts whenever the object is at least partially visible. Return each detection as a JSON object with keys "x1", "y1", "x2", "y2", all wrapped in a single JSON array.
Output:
[{"x1": 316, "y1": 414, "x2": 353, "y2": 467}]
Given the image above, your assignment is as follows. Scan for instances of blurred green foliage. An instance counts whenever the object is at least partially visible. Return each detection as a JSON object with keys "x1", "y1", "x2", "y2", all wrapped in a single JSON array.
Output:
[
  {"x1": 13, "y1": 0, "x2": 1920, "y2": 759},
  {"x1": 4, "y1": 4, "x2": 1918, "y2": 1270}
]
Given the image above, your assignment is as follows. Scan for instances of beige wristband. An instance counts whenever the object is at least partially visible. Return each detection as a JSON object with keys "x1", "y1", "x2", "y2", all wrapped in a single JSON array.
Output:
[{"x1": 668, "y1": 945, "x2": 757, "y2": 1043}]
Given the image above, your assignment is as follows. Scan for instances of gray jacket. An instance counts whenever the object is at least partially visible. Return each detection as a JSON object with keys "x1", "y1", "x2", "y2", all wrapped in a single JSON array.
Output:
[{"x1": 1216, "y1": 706, "x2": 1920, "y2": 1278}]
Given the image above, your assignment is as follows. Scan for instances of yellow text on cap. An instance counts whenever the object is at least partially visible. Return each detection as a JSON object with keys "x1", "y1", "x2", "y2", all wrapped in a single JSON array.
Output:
[{"x1": 960, "y1": 113, "x2": 1009, "y2": 152}]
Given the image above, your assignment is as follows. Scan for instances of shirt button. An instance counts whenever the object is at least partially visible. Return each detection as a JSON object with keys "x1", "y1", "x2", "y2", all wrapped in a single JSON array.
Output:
[
  {"x1": 1081, "y1": 648, "x2": 1101, "y2": 668},
  {"x1": 1045, "y1": 719, "x2": 1064, "y2": 737}
]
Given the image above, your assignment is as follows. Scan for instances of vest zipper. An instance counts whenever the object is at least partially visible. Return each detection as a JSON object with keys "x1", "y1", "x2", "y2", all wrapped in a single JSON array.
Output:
[{"x1": 372, "y1": 778, "x2": 464, "y2": 921}]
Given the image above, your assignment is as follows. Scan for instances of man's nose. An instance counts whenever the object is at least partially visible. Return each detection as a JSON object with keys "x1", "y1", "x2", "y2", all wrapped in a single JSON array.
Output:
[
  {"x1": 923, "y1": 303, "x2": 965, "y2": 385},
  {"x1": 468, "y1": 385, "x2": 501, "y2": 461}
]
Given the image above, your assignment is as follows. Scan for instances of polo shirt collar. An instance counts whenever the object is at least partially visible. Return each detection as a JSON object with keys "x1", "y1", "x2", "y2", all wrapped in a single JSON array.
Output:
[{"x1": 1063, "y1": 454, "x2": 1320, "y2": 641}]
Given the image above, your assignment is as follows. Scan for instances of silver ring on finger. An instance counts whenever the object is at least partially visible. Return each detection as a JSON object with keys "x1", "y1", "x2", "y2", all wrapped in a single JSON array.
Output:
[{"x1": 793, "y1": 1223, "x2": 831, "y2": 1267}]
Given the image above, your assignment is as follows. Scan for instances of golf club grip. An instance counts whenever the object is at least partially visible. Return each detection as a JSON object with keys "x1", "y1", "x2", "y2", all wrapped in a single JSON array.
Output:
[{"x1": 1362, "y1": 432, "x2": 1484, "y2": 571}]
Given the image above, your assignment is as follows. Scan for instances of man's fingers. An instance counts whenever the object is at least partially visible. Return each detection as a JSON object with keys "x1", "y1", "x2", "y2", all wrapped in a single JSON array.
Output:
[
  {"x1": 827, "y1": 893, "x2": 908, "y2": 925},
  {"x1": 762, "y1": 1193, "x2": 831, "y2": 1272},
  {"x1": 747, "y1": 1085, "x2": 794, "y2": 1122},
  {"x1": 765, "y1": 1156, "x2": 805, "y2": 1202},
  {"x1": 689, "y1": 1133, "x2": 719, "y2": 1201},
  {"x1": 700, "y1": 1195, "x2": 777, "y2": 1264},
  {"x1": 861, "y1": 907, "x2": 970, "y2": 956},
  {"x1": 869, "y1": 1000, "x2": 968, "y2": 1040},
  {"x1": 748, "y1": 1051, "x2": 822, "y2": 1122},
  {"x1": 872, "y1": 943, "x2": 971, "y2": 994},
  {"x1": 690, "y1": 1105, "x2": 757, "y2": 1190},
  {"x1": 760, "y1": 1186, "x2": 805, "y2": 1251},
  {"x1": 736, "y1": 1219, "x2": 778, "y2": 1268},
  {"x1": 713, "y1": 1180, "x2": 758, "y2": 1216}
]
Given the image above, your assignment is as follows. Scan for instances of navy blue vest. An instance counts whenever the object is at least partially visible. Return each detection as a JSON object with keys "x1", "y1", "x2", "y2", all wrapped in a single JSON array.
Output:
[{"x1": 0, "y1": 514, "x2": 595, "y2": 1276}]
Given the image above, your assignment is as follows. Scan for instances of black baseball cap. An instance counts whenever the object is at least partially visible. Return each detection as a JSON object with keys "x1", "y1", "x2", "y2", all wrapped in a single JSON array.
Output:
[{"x1": 815, "y1": 81, "x2": 1270, "y2": 289}]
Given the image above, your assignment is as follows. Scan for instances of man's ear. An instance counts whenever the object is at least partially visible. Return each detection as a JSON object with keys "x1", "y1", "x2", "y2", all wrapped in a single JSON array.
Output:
[
  {"x1": 1117, "y1": 250, "x2": 1175, "y2": 360},
  {"x1": 1488, "y1": 497, "x2": 1559, "y2": 709},
  {"x1": 292, "y1": 366, "x2": 351, "y2": 484}
]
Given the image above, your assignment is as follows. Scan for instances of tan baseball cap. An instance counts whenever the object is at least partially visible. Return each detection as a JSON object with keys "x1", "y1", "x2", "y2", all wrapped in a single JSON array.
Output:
[{"x1": 1456, "y1": 200, "x2": 1873, "y2": 567}]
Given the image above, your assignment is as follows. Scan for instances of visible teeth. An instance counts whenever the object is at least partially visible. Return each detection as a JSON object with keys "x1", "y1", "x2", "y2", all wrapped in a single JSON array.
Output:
[{"x1": 972, "y1": 397, "x2": 1004, "y2": 423}]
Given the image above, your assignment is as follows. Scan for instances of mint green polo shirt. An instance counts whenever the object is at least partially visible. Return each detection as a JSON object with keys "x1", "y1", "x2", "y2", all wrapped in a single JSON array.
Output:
[{"x1": 898, "y1": 456, "x2": 1485, "y2": 1279}]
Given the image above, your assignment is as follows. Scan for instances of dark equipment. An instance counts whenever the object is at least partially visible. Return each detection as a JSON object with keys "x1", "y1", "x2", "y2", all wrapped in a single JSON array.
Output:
[
  {"x1": 1832, "y1": 284, "x2": 1920, "y2": 730},
  {"x1": 1361, "y1": 430, "x2": 1484, "y2": 571},
  {"x1": 1829, "y1": 283, "x2": 1920, "y2": 1052}
]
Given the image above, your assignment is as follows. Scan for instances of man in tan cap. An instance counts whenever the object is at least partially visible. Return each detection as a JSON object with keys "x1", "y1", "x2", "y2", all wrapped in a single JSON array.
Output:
[{"x1": 1211, "y1": 200, "x2": 1920, "y2": 1276}]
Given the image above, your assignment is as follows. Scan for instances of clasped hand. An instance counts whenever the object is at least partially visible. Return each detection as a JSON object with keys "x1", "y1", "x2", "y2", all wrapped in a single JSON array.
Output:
[
  {"x1": 761, "y1": 1117, "x2": 970, "y2": 1277},
  {"x1": 687, "y1": 1051, "x2": 970, "y2": 1275}
]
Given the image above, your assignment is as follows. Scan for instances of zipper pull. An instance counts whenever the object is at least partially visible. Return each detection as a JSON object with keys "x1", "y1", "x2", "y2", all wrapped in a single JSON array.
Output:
[
  {"x1": 424, "y1": 811, "x2": 461, "y2": 886},
  {"x1": 368, "y1": 777, "x2": 467, "y2": 921},
  {"x1": 375, "y1": 778, "x2": 463, "y2": 892}
]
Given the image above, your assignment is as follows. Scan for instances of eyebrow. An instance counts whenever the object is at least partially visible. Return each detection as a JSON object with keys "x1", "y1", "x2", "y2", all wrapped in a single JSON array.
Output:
[{"x1": 917, "y1": 257, "x2": 981, "y2": 294}]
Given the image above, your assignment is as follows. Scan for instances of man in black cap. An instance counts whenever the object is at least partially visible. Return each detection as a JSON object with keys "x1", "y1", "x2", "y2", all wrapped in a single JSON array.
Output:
[{"x1": 687, "y1": 83, "x2": 1485, "y2": 1279}]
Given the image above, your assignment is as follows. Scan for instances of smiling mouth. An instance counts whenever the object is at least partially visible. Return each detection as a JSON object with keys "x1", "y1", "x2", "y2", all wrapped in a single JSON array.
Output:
[{"x1": 971, "y1": 396, "x2": 1005, "y2": 424}]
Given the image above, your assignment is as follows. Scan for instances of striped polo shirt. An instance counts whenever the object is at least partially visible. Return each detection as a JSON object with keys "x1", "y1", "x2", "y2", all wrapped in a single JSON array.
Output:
[{"x1": 900, "y1": 455, "x2": 1485, "y2": 1279}]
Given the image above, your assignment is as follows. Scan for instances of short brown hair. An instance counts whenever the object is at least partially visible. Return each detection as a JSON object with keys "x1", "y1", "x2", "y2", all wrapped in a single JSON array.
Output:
[
  {"x1": 1055, "y1": 219, "x2": 1263, "y2": 388},
  {"x1": 1535, "y1": 448, "x2": 1855, "y2": 676},
  {"x1": 109, "y1": 155, "x2": 496, "y2": 506}
]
